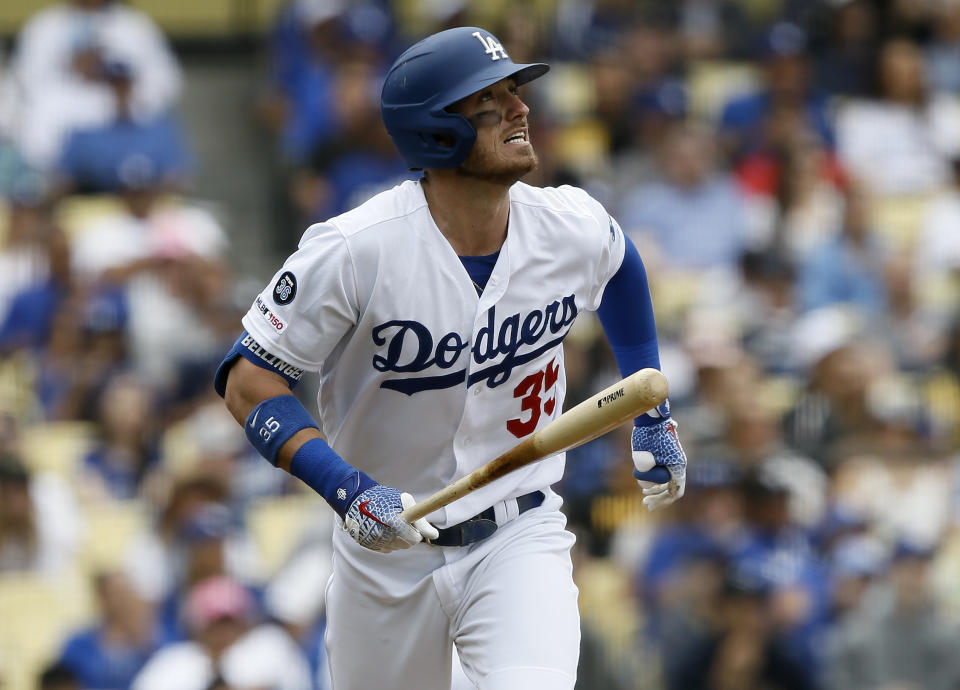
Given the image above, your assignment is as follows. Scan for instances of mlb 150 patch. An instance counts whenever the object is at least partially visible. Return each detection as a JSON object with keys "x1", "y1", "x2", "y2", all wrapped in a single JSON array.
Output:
[{"x1": 273, "y1": 271, "x2": 297, "y2": 305}]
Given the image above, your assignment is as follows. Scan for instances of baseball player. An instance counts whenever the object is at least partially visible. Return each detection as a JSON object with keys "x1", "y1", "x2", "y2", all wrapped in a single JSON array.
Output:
[{"x1": 216, "y1": 26, "x2": 687, "y2": 690}]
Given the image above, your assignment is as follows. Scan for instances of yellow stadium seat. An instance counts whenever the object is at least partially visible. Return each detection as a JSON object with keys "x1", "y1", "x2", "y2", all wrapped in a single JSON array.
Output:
[
  {"x1": 0, "y1": 353, "x2": 37, "y2": 423},
  {"x1": 18, "y1": 421, "x2": 95, "y2": 478},
  {"x1": 552, "y1": 119, "x2": 611, "y2": 178},
  {"x1": 543, "y1": 63, "x2": 597, "y2": 122},
  {"x1": 78, "y1": 500, "x2": 149, "y2": 574},
  {"x1": 686, "y1": 60, "x2": 760, "y2": 121},
  {"x1": 247, "y1": 493, "x2": 326, "y2": 577},
  {"x1": 0, "y1": 570, "x2": 95, "y2": 690},
  {"x1": 0, "y1": 198, "x2": 9, "y2": 245},
  {"x1": 54, "y1": 195, "x2": 126, "y2": 240},
  {"x1": 869, "y1": 194, "x2": 933, "y2": 252}
]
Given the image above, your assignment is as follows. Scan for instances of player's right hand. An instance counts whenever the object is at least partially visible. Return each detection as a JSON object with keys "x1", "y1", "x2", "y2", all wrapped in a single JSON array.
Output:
[
  {"x1": 343, "y1": 485, "x2": 439, "y2": 553},
  {"x1": 632, "y1": 417, "x2": 687, "y2": 511}
]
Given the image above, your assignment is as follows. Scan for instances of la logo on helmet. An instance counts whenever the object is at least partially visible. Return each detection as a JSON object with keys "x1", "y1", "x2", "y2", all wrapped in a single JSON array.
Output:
[{"x1": 472, "y1": 32, "x2": 508, "y2": 61}]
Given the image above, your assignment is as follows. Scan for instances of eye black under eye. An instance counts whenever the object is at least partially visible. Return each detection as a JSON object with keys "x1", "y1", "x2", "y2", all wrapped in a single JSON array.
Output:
[{"x1": 469, "y1": 110, "x2": 502, "y2": 127}]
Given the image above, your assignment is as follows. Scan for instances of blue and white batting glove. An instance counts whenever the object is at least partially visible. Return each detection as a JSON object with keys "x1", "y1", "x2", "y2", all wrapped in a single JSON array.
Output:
[
  {"x1": 632, "y1": 402, "x2": 687, "y2": 511},
  {"x1": 343, "y1": 486, "x2": 439, "y2": 553}
]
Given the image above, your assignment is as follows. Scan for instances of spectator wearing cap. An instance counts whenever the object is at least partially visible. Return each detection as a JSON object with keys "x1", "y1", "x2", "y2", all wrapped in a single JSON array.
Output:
[
  {"x1": 825, "y1": 538, "x2": 960, "y2": 690},
  {"x1": 662, "y1": 562, "x2": 816, "y2": 690},
  {"x1": 5, "y1": 0, "x2": 182, "y2": 171},
  {"x1": 122, "y1": 478, "x2": 232, "y2": 603},
  {"x1": 266, "y1": 0, "x2": 399, "y2": 146},
  {"x1": 736, "y1": 250, "x2": 801, "y2": 374},
  {"x1": 725, "y1": 471, "x2": 832, "y2": 690},
  {"x1": 783, "y1": 311, "x2": 903, "y2": 462},
  {"x1": 835, "y1": 37, "x2": 960, "y2": 197},
  {"x1": 56, "y1": 58, "x2": 193, "y2": 195},
  {"x1": 143, "y1": 503, "x2": 261, "y2": 639},
  {"x1": 131, "y1": 575, "x2": 312, "y2": 690},
  {"x1": 601, "y1": 77, "x2": 689, "y2": 206},
  {"x1": 66, "y1": 156, "x2": 230, "y2": 392},
  {"x1": 261, "y1": 0, "x2": 349, "y2": 163},
  {"x1": 718, "y1": 21, "x2": 835, "y2": 164},
  {"x1": 635, "y1": 457, "x2": 745, "y2": 624},
  {"x1": 705, "y1": 391, "x2": 828, "y2": 527},
  {"x1": 30, "y1": 281, "x2": 131, "y2": 422},
  {"x1": 288, "y1": 54, "x2": 413, "y2": 228}
]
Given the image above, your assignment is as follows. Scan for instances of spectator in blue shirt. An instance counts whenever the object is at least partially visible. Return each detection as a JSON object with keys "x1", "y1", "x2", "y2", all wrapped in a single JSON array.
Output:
[
  {"x1": 80, "y1": 373, "x2": 160, "y2": 501},
  {"x1": 57, "y1": 60, "x2": 192, "y2": 194},
  {"x1": 797, "y1": 185, "x2": 888, "y2": 316},
  {"x1": 621, "y1": 121, "x2": 748, "y2": 273},
  {"x1": 290, "y1": 55, "x2": 413, "y2": 225},
  {"x1": 718, "y1": 22, "x2": 834, "y2": 163},
  {"x1": 56, "y1": 570, "x2": 166, "y2": 690}
]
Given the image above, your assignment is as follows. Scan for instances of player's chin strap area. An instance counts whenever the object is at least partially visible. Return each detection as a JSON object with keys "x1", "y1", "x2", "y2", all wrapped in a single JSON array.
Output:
[{"x1": 426, "y1": 491, "x2": 545, "y2": 547}]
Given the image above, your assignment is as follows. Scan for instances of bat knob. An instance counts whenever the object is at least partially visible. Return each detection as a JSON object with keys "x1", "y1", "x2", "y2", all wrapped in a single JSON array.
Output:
[{"x1": 633, "y1": 466, "x2": 672, "y2": 484}]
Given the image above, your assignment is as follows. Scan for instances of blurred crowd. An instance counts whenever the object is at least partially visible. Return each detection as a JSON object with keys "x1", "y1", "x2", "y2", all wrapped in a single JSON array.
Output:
[{"x1": 0, "y1": 1, "x2": 960, "y2": 689}]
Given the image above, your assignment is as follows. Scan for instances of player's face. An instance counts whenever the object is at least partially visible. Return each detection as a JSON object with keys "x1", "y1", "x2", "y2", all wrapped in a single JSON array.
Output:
[{"x1": 448, "y1": 78, "x2": 537, "y2": 184}]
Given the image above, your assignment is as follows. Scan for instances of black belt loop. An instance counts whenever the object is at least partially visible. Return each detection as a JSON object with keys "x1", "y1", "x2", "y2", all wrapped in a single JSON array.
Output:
[{"x1": 426, "y1": 491, "x2": 545, "y2": 547}]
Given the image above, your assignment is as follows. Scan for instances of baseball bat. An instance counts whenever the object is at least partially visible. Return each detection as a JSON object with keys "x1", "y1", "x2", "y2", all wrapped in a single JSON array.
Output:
[{"x1": 399, "y1": 367, "x2": 669, "y2": 523}]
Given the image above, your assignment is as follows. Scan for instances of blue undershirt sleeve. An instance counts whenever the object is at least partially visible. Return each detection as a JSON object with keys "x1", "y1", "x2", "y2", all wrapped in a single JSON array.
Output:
[
  {"x1": 596, "y1": 235, "x2": 666, "y2": 426},
  {"x1": 596, "y1": 234, "x2": 660, "y2": 374}
]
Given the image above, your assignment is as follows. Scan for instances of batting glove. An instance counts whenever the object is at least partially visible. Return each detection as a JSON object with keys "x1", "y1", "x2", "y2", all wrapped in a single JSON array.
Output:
[
  {"x1": 343, "y1": 486, "x2": 439, "y2": 553},
  {"x1": 632, "y1": 406, "x2": 687, "y2": 511}
]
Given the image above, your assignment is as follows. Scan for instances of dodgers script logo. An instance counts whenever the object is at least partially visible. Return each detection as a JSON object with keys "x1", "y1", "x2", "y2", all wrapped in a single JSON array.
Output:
[{"x1": 372, "y1": 294, "x2": 578, "y2": 395}]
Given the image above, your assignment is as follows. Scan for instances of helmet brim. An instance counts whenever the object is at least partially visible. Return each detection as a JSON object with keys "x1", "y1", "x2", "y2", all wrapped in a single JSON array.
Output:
[{"x1": 435, "y1": 62, "x2": 550, "y2": 112}]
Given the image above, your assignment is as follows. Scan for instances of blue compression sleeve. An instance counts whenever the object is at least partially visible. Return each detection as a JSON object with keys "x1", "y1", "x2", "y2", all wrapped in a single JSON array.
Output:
[
  {"x1": 597, "y1": 234, "x2": 661, "y2": 373},
  {"x1": 244, "y1": 395, "x2": 375, "y2": 518},
  {"x1": 290, "y1": 439, "x2": 376, "y2": 519},
  {"x1": 597, "y1": 234, "x2": 666, "y2": 425}
]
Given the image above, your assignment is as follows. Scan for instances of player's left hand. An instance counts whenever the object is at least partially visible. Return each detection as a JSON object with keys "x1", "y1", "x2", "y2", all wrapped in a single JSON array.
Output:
[
  {"x1": 343, "y1": 486, "x2": 439, "y2": 553},
  {"x1": 631, "y1": 416, "x2": 687, "y2": 511}
]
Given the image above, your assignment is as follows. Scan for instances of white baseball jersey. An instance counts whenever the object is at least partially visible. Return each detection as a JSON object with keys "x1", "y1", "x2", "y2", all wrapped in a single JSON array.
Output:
[{"x1": 241, "y1": 179, "x2": 625, "y2": 528}]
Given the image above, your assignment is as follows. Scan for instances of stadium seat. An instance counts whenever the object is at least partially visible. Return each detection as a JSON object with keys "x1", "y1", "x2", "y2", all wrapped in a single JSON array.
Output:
[
  {"x1": 0, "y1": 570, "x2": 95, "y2": 690},
  {"x1": 869, "y1": 193, "x2": 933, "y2": 252},
  {"x1": 78, "y1": 500, "x2": 149, "y2": 574},
  {"x1": 686, "y1": 60, "x2": 760, "y2": 121},
  {"x1": 18, "y1": 421, "x2": 95, "y2": 477},
  {"x1": 248, "y1": 493, "x2": 327, "y2": 577}
]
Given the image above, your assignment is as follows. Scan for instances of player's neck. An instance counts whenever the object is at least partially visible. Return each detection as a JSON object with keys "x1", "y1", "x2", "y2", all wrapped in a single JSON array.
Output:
[{"x1": 421, "y1": 175, "x2": 509, "y2": 256}]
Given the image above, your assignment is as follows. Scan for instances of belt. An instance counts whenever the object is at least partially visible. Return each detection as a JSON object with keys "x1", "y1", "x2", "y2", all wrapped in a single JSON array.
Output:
[{"x1": 426, "y1": 491, "x2": 545, "y2": 547}]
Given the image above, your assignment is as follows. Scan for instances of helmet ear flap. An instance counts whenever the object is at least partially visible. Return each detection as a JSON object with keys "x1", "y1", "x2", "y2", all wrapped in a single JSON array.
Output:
[{"x1": 390, "y1": 109, "x2": 477, "y2": 171}]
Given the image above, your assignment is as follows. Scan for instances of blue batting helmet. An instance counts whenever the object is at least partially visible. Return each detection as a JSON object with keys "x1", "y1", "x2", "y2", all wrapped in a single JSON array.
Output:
[{"x1": 381, "y1": 27, "x2": 549, "y2": 170}]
